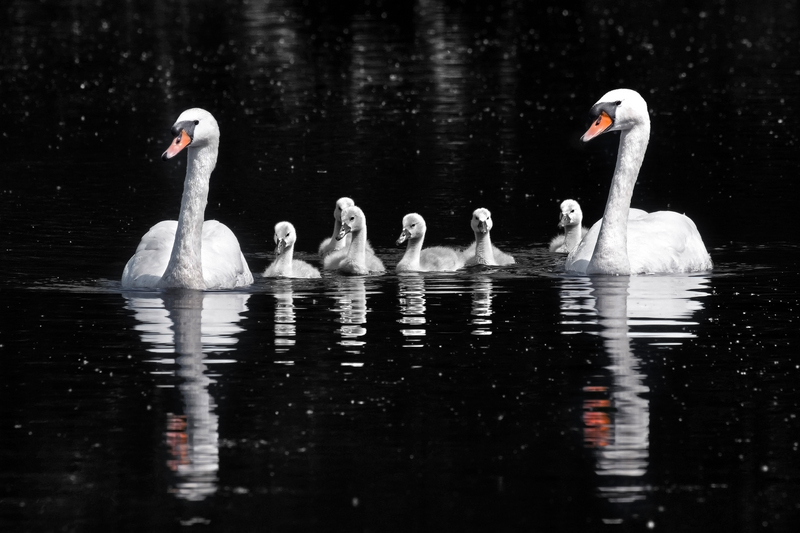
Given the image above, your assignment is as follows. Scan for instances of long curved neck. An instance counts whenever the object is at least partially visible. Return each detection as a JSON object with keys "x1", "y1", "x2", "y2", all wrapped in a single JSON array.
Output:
[
  {"x1": 473, "y1": 231, "x2": 495, "y2": 265},
  {"x1": 347, "y1": 226, "x2": 368, "y2": 266},
  {"x1": 563, "y1": 223, "x2": 583, "y2": 252},
  {"x1": 273, "y1": 244, "x2": 295, "y2": 276},
  {"x1": 160, "y1": 142, "x2": 218, "y2": 289},
  {"x1": 588, "y1": 123, "x2": 650, "y2": 275},
  {"x1": 403, "y1": 235, "x2": 424, "y2": 268}
]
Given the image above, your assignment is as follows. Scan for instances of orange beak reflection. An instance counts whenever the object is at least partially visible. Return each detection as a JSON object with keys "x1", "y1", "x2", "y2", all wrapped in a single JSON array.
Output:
[
  {"x1": 162, "y1": 129, "x2": 192, "y2": 160},
  {"x1": 581, "y1": 111, "x2": 613, "y2": 142}
]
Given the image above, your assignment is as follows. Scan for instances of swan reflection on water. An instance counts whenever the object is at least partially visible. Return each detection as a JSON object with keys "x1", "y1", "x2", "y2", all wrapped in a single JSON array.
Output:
[
  {"x1": 330, "y1": 277, "x2": 369, "y2": 357},
  {"x1": 397, "y1": 274, "x2": 427, "y2": 348},
  {"x1": 471, "y1": 276, "x2": 494, "y2": 336},
  {"x1": 560, "y1": 274, "x2": 710, "y2": 511},
  {"x1": 123, "y1": 289, "x2": 250, "y2": 501},
  {"x1": 272, "y1": 279, "x2": 297, "y2": 351}
]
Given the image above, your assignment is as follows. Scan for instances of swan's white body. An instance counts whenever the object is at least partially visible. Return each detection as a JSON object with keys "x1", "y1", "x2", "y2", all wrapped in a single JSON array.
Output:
[
  {"x1": 122, "y1": 108, "x2": 253, "y2": 289},
  {"x1": 395, "y1": 213, "x2": 464, "y2": 272},
  {"x1": 319, "y1": 197, "x2": 374, "y2": 259},
  {"x1": 565, "y1": 89, "x2": 712, "y2": 275},
  {"x1": 263, "y1": 221, "x2": 321, "y2": 279},
  {"x1": 326, "y1": 205, "x2": 385, "y2": 275},
  {"x1": 461, "y1": 208, "x2": 515, "y2": 267},
  {"x1": 549, "y1": 199, "x2": 590, "y2": 253}
]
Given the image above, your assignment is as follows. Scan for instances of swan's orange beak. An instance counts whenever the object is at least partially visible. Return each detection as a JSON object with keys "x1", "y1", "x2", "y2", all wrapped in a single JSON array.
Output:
[
  {"x1": 162, "y1": 129, "x2": 192, "y2": 160},
  {"x1": 581, "y1": 111, "x2": 613, "y2": 142},
  {"x1": 396, "y1": 228, "x2": 410, "y2": 246}
]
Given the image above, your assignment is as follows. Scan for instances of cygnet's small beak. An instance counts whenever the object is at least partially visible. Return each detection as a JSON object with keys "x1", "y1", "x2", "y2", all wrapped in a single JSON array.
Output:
[
  {"x1": 162, "y1": 129, "x2": 192, "y2": 160},
  {"x1": 396, "y1": 228, "x2": 410, "y2": 246},
  {"x1": 476, "y1": 220, "x2": 488, "y2": 234},
  {"x1": 558, "y1": 213, "x2": 569, "y2": 228},
  {"x1": 336, "y1": 223, "x2": 352, "y2": 241},
  {"x1": 274, "y1": 238, "x2": 286, "y2": 256}
]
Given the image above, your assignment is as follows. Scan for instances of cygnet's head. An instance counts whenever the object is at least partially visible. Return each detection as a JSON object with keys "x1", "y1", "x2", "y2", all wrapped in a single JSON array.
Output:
[
  {"x1": 396, "y1": 213, "x2": 427, "y2": 245},
  {"x1": 470, "y1": 208, "x2": 493, "y2": 235},
  {"x1": 581, "y1": 88, "x2": 649, "y2": 142},
  {"x1": 272, "y1": 221, "x2": 297, "y2": 255},
  {"x1": 558, "y1": 199, "x2": 583, "y2": 228},
  {"x1": 334, "y1": 197, "x2": 355, "y2": 220},
  {"x1": 162, "y1": 108, "x2": 219, "y2": 160},
  {"x1": 337, "y1": 206, "x2": 366, "y2": 241}
]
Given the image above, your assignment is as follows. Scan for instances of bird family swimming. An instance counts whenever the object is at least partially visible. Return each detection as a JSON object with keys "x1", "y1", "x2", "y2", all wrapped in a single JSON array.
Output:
[{"x1": 123, "y1": 91, "x2": 713, "y2": 287}]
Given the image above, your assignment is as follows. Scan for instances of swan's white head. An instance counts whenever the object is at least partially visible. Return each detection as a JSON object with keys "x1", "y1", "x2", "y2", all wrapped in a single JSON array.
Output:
[
  {"x1": 397, "y1": 213, "x2": 427, "y2": 245},
  {"x1": 337, "y1": 205, "x2": 365, "y2": 241},
  {"x1": 558, "y1": 199, "x2": 583, "y2": 228},
  {"x1": 273, "y1": 221, "x2": 297, "y2": 256},
  {"x1": 471, "y1": 208, "x2": 493, "y2": 235},
  {"x1": 581, "y1": 88, "x2": 649, "y2": 142},
  {"x1": 334, "y1": 197, "x2": 355, "y2": 219},
  {"x1": 162, "y1": 108, "x2": 220, "y2": 160}
]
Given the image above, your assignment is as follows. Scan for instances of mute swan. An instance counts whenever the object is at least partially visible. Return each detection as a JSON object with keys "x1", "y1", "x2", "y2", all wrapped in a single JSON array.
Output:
[
  {"x1": 565, "y1": 89, "x2": 712, "y2": 275},
  {"x1": 319, "y1": 197, "x2": 374, "y2": 259},
  {"x1": 326, "y1": 205, "x2": 385, "y2": 275},
  {"x1": 263, "y1": 221, "x2": 321, "y2": 278},
  {"x1": 461, "y1": 208, "x2": 515, "y2": 267},
  {"x1": 395, "y1": 213, "x2": 465, "y2": 272},
  {"x1": 121, "y1": 108, "x2": 253, "y2": 289},
  {"x1": 549, "y1": 199, "x2": 590, "y2": 253}
]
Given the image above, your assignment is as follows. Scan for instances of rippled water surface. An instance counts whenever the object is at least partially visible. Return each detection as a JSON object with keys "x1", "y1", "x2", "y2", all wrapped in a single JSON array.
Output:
[{"x1": 2, "y1": 1, "x2": 800, "y2": 531}]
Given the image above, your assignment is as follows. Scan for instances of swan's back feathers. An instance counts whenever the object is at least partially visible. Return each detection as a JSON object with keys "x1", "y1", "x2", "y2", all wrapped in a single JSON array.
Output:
[
  {"x1": 122, "y1": 220, "x2": 253, "y2": 289},
  {"x1": 122, "y1": 221, "x2": 177, "y2": 288},
  {"x1": 627, "y1": 211, "x2": 713, "y2": 273},
  {"x1": 195, "y1": 221, "x2": 254, "y2": 288},
  {"x1": 566, "y1": 211, "x2": 712, "y2": 274},
  {"x1": 290, "y1": 260, "x2": 322, "y2": 278},
  {"x1": 327, "y1": 249, "x2": 385, "y2": 274},
  {"x1": 420, "y1": 247, "x2": 464, "y2": 271},
  {"x1": 396, "y1": 245, "x2": 464, "y2": 272},
  {"x1": 264, "y1": 259, "x2": 321, "y2": 278}
]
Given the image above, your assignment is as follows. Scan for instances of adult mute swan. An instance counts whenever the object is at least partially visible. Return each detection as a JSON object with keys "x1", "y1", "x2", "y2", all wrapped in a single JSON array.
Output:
[
  {"x1": 327, "y1": 205, "x2": 385, "y2": 275},
  {"x1": 395, "y1": 213, "x2": 464, "y2": 272},
  {"x1": 565, "y1": 89, "x2": 713, "y2": 275},
  {"x1": 318, "y1": 197, "x2": 374, "y2": 259},
  {"x1": 461, "y1": 208, "x2": 515, "y2": 267},
  {"x1": 549, "y1": 199, "x2": 589, "y2": 253},
  {"x1": 263, "y1": 221, "x2": 321, "y2": 279},
  {"x1": 121, "y1": 108, "x2": 254, "y2": 289}
]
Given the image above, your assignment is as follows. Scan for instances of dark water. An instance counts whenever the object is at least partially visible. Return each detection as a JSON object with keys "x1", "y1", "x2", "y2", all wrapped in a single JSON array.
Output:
[{"x1": 2, "y1": 1, "x2": 800, "y2": 531}]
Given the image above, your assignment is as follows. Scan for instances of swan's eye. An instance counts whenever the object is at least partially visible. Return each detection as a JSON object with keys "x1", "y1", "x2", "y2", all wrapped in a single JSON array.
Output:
[
  {"x1": 350, "y1": 216, "x2": 355, "y2": 222},
  {"x1": 194, "y1": 120, "x2": 200, "y2": 125},
  {"x1": 614, "y1": 100, "x2": 621, "y2": 106}
]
